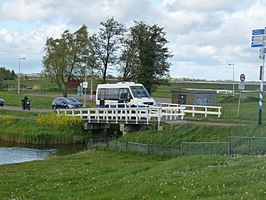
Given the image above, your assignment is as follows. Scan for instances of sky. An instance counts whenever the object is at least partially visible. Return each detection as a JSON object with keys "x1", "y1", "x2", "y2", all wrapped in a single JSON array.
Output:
[{"x1": 0, "y1": 0, "x2": 266, "y2": 81}]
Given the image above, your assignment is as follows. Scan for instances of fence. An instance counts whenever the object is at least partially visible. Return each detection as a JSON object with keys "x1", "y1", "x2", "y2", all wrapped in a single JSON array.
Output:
[
  {"x1": 181, "y1": 142, "x2": 228, "y2": 156},
  {"x1": 158, "y1": 103, "x2": 222, "y2": 118},
  {"x1": 56, "y1": 106, "x2": 185, "y2": 125},
  {"x1": 88, "y1": 136, "x2": 266, "y2": 158},
  {"x1": 228, "y1": 137, "x2": 266, "y2": 155},
  {"x1": 87, "y1": 138, "x2": 181, "y2": 157}
]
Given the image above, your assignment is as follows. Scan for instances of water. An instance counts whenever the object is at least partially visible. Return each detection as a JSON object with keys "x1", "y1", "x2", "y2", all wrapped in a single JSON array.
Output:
[
  {"x1": 0, "y1": 141, "x2": 87, "y2": 165},
  {"x1": 0, "y1": 147, "x2": 55, "y2": 165}
]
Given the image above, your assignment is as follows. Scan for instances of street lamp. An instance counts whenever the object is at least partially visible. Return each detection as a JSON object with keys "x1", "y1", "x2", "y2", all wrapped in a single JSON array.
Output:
[
  {"x1": 18, "y1": 57, "x2": 26, "y2": 94},
  {"x1": 228, "y1": 63, "x2": 235, "y2": 97}
]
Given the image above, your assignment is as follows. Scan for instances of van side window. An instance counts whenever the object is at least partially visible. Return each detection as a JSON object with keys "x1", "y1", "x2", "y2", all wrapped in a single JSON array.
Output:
[
  {"x1": 98, "y1": 88, "x2": 106, "y2": 100},
  {"x1": 106, "y1": 88, "x2": 119, "y2": 100}
]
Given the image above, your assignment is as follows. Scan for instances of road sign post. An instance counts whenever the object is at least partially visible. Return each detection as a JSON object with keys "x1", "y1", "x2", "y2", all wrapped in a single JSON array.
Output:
[
  {"x1": 237, "y1": 74, "x2": 245, "y2": 118},
  {"x1": 251, "y1": 27, "x2": 266, "y2": 126}
]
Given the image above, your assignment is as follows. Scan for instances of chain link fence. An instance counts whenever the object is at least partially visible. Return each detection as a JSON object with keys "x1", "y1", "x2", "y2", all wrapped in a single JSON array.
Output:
[
  {"x1": 181, "y1": 142, "x2": 228, "y2": 156},
  {"x1": 87, "y1": 137, "x2": 266, "y2": 157},
  {"x1": 228, "y1": 137, "x2": 266, "y2": 155}
]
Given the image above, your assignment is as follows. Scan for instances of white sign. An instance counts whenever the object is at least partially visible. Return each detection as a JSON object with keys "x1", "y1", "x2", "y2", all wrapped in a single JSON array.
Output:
[
  {"x1": 82, "y1": 82, "x2": 88, "y2": 88},
  {"x1": 239, "y1": 82, "x2": 245, "y2": 90}
]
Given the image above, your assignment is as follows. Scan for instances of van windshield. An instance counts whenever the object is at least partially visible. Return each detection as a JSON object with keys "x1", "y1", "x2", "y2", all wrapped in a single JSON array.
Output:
[{"x1": 130, "y1": 86, "x2": 150, "y2": 98}]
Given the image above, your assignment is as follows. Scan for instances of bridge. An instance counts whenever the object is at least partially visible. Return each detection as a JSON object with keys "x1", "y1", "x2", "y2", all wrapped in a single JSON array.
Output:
[{"x1": 56, "y1": 103, "x2": 222, "y2": 134}]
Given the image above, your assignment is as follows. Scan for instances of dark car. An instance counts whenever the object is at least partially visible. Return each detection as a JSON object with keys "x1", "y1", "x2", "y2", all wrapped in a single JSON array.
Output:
[
  {"x1": 51, "y1": 97, "x2": 83, "y2": 109},
  {"x1": 0, "y1": 97, "x2": 4, "y2": 106}
]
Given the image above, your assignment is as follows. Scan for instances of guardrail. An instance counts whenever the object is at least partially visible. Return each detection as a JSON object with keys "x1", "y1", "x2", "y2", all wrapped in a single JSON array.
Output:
[
  {"x1": 56, "y1": 106, "x2": 186, "y2": 125},
  {"x1": 158, "y1": 103, "x2": 222, "y2": 118}
]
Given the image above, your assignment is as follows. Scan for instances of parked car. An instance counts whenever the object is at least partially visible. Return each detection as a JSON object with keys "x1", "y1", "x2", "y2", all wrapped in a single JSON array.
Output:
[
  {"x1": 0, "y1": 97, "x2": 4, "y2": 106},
  {"x1": 51, "y1": 97, "x2": 83, "y2": 109}
]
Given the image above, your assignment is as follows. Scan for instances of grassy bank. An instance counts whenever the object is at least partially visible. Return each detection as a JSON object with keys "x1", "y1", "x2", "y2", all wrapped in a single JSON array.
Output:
[
  {"x1": 121, "y1": 122, "x2": 266, "y2": 146},
  {"x1": 0, "y1": 112, "x2": 89, "y2": 144},
  {"x1": 1, "y1": 150, "x2": 266, "y2": 199}
]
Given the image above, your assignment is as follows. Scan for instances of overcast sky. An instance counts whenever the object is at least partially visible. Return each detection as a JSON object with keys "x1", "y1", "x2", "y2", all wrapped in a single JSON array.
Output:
[{"x1": 0, "y1": 0, "x2": 265, "y2": 81}]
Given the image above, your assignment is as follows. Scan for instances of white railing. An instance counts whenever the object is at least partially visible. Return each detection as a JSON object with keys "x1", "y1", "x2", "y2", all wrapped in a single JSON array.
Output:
[
  {"x1": 157, "y1": 103, "x2": 222, "y2": 118},
  {"x1": 56, "y1": 106, "x2": 185, "y2": 125}
]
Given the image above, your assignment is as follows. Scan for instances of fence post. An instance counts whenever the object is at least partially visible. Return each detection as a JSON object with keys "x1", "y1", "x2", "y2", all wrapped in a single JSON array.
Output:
[
  {"x1": 147, "y1": 143, "x2": 150, "y2": 156},
  {"x1": 252, "y1": 137, "x2": 255, "y2": 153},
  {"x1": 106, "y1": 138, "x2": 109, "y2": 149},
  {"x1": 227, "y1": 137, "x2": 232, "y2": 155},
  {"x1": 126, "y1": 140, "x2": 128, "y2": 153}
]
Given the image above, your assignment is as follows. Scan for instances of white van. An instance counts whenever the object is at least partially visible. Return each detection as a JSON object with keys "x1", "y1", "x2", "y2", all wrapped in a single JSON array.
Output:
[{"x1": 95, "y1": 82, "x2": 156, "y2": 108}]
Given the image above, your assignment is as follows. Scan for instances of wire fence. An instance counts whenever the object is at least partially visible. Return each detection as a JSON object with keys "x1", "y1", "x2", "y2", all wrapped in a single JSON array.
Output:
[
  {"x1": 87, "y1": 136, "x2": 266, "y2": 158},
  {"x1": 228, "y1": 137, "x2": 266, "y2": 155}
]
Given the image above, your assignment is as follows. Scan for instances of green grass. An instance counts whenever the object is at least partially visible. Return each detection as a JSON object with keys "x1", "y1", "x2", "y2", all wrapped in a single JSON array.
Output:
[
  {"x1": 0, "y1": 91, "x2": 54, "y2": 108},
  {"x1": 0, "y1": 112, "x2": 90, "y2": 144},
  {"x1": 151, "y1": 82, "x2": 259, "y2": 98},
  {"x1": 5, "y1": 78, "x2": 58, "y2": 91},
  {"x1": 1, "y1": 80, "x2": 266, "y2": 199},
  {"x1": 121, "y1": 123, "x2": 266, "y2": 146},
  {"x1": 0, "y1": 150, "x2": 266, "y2": 199}
]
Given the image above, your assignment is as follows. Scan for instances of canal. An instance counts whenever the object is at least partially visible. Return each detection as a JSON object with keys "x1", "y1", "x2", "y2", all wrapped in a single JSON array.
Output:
[{"x1": 0, "y1": 141, "x2": 87, "y2": 165}]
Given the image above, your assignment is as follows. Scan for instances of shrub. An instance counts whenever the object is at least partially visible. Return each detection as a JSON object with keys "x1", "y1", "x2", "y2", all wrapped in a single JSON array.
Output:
[{"x1": 36, "y1": 113, "x2": 83, "y2": 128}]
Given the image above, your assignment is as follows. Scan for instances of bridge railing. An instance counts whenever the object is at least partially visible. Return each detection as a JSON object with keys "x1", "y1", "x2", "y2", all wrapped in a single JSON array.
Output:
[
  {"x1": 157, "y1": 103, "x2": 222, "y2": 118},
  {"x1": 56, "y1": 106, "x2": 185, "y2": 125}
]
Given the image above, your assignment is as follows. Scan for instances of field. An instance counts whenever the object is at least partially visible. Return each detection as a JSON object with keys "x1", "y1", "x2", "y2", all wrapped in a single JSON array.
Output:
[
  {"x1": 0, "y1": 150, "x2": 266, "y2": 199},
  {"x1": 1, "y1": 79, "x2": 266, "y2": 199}
]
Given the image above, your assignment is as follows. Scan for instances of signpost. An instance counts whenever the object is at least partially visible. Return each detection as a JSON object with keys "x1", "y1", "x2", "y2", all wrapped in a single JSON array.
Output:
[
  {"x1": 83, "y1": 81, "x2": 88, "y2": 107},
  {"x1": 237, "y1": 74, "x2": 245, "y2": 118},
  {"x1": 251, "y1": 27, "x2": 266, "y2": 126}
]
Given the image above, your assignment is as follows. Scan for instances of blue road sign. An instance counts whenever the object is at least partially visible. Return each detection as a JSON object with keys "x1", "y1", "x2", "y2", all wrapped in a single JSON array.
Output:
[
  {"x1": 252, "y1": 29, "x2": 265, "y2": 35},
  {"x1": 252, "y1": 35, "x2": 264, "y2": 41},
  {"x1": 251, "y1": 42, "x2": 264, "y2": 47}
]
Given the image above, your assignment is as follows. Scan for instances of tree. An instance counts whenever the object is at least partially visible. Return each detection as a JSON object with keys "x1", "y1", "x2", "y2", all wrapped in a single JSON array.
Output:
[
  {"x1": 42, "y1": 25, "x2": 92, "y2": 97},
  {"x1": 95, "y1": 17, "x2": 126, "y2": 83},
  {"x1": 119, "y1": 21, "x2": 172, "y2": 93},
  {"x1": 0, "y1": 67, "x2": 16, "y2": 80},
  {"x1": 0, "y1": 67, "x2": 16, "y2": 90}
]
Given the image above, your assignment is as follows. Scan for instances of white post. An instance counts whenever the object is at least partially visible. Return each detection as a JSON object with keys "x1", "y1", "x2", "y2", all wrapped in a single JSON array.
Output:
[{"x1": 228, "y1": 63, "x2": 235, "y2": 97}]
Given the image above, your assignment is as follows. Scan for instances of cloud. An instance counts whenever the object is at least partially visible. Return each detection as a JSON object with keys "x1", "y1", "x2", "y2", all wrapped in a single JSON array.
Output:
[{"x1": 0, "y1": 0, "x2": 265, "y2": 80}]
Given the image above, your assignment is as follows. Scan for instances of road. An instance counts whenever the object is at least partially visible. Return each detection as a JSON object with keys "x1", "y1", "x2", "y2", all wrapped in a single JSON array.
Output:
[
  {"x1": 0, "y1": 105, "x2": 52, "y2": 113},
  {"x1": 0, "y1": 93, "x2": 171, "y2": 113}
]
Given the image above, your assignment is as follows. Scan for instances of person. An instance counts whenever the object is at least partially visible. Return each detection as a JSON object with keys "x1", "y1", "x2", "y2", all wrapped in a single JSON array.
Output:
[
  {"x1": 21, "y1": 95, "x2": 30, "y2": 110},
  {"x1": 21, "y1": 96, "x2": 28, "y2": 103}
]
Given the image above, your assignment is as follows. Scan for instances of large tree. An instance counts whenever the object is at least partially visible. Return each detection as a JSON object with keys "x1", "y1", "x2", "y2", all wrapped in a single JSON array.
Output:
[
  {"x1": 42, "y1": 25, "x2": 92, "y2": 97},
  {"x1": 95, "y1": 17, "x2": 126, "y2": 83},
  {"x1": 120, "y1": 21, "x2": 172, "y2": 93}
]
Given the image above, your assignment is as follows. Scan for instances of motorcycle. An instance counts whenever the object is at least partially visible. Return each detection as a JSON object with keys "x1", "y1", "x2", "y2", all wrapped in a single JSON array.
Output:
[{"x1": 21, "y1": 99, "x2": 31, "y2": 110}]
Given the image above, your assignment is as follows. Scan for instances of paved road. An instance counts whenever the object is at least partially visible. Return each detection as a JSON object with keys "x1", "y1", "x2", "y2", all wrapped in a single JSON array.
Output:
[
  {"x1": 0, "y1": 93, "x2": 171, "y2": 113},
  {"x1": 0, "y1": 105, "x2": 52, "y2": 113}
]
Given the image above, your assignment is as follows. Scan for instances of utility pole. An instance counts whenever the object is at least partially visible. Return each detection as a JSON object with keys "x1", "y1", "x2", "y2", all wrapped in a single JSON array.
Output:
[{"x1": 18, "y1": 57, "x2": 26, "y2": 94}]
